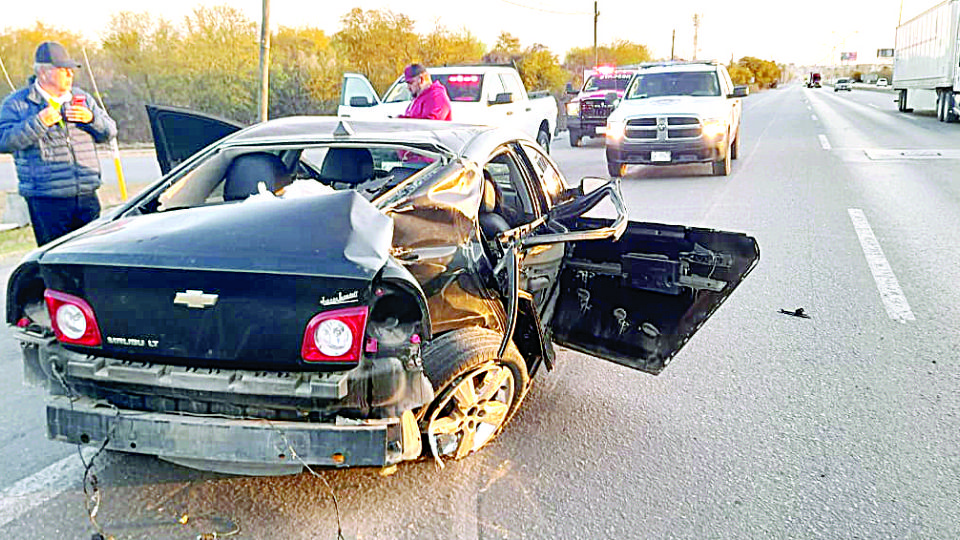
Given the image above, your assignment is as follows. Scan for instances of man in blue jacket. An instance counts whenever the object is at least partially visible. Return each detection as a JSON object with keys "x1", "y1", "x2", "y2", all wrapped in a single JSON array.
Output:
[{"x1": 0, "y1": 41, "x2": 117, "y2": 245}]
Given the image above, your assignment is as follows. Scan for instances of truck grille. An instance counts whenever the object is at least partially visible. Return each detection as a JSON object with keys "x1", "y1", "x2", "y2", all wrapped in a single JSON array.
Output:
[
  {"x1": 581, "y1": 99, "x2": 614, "y2": 119},
  {"x1": 625, "y1": 116, "x2": 702, "y2": 141}
]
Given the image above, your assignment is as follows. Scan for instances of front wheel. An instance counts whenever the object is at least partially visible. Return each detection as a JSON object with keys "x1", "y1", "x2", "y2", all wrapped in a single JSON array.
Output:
[
  {"x1": 420, "y1": 328, "x2": 529, "y2": 461},
  {"x1": 731, "y1": 129, "x2": 740, "y2": 160},
  {"x1": 712, "y1": 139, "x2": 732, "y2": 176},
  {"x1": 607, "y1": 159, "x2": 625, "y2": 178},
  {"x1": 537, "y1": 128, "x2": 551, "y2": 153},
  {"x1": 568, "y1": 130, "x2": 582, "y2": 147}
]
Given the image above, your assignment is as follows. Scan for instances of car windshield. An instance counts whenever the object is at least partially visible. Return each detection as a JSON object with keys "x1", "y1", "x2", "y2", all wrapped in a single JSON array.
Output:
[
  {"x1": 153, "y1": 143, "x2": 441, "y2": 213},
  {"x1": 582, "y1": 74, "x2": 633, "y2": 92},
  {"x1": 625, "y1": 71, "x2": 720, "y2": 99},
  {"x1": 383, "y1": 73, "x2": 484, "y2": 103}
]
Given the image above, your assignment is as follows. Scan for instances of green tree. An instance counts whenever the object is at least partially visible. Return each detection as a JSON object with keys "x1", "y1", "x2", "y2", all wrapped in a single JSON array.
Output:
[
  {"x1": 563, "y1": 40, "x2": 652, "y2": 87},
  {"x1": 419, "y1": 25, "x2": 485, "y2": 67},
  {"x1": 270, "y1": 26, "x2": 341, "y2": 115},
  {"x1": 483, "y1": 32, "x2": 522, "y2": 65},
  {"x1": 333, "y1": 8, "x2": 419, "y2": 95},
  {"x1": 0, "y1": 22, "x2": 90, "y2": 91},
  {"x1": 178, "y1": 5, "x2": 259, "y2": 123},
  {"x1": 517, "y1": 45, "x2": 566, "y2": 93},
  {"x1": 727, "y1": 63, "x2": 752, "y2": 86},
  {"x1": 734, "y1": 56, "x2": 781, "y2": 88}
]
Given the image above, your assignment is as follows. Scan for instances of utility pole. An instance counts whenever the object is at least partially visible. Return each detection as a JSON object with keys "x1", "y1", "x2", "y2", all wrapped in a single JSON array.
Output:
[
  {"x1": 258, "y1": 0, "x2": 271, "y2": 122},
  {"x1": 671, "y1": 29, "x2": 676, "y2": 61},
  {"x1": 593, "y1": 1, "x2": 599, "y2": 66},
  {"x1": 692, "y1": 13, "x2": 701, "y2": 61}
]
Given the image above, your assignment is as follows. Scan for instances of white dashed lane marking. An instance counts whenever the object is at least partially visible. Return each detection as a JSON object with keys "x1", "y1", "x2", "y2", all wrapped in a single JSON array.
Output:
[
  {"x1": 848, "y1": 208, "x2": 916, "y2": 323},
  {"x1": 818, "y1": 134, "x2": 831, "y2": 150}
]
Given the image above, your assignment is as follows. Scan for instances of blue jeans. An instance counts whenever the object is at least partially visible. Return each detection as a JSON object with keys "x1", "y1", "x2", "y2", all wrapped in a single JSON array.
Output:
[{"x1": 26, "y1": 193, "x2": 101, "y2": 246}]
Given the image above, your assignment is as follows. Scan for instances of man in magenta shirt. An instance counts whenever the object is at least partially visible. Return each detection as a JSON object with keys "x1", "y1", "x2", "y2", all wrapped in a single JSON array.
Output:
[{"x1": 399, "y1": 64, "x2": 452, "y2": 121}]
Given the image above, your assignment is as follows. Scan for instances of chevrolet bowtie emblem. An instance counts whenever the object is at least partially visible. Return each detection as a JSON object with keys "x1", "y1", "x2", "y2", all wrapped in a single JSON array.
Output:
[{"x1": 174, "y1": 290, "x2": 219, "y2": 309}]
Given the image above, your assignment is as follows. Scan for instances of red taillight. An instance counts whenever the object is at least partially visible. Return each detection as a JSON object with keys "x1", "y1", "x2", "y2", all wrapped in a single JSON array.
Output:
[
  {"x1": 44, "y1": 289, "x2": 102, "y2": 347},
  {"x1": 301, "y1": 306, "x2": 368, "y2": 363}
]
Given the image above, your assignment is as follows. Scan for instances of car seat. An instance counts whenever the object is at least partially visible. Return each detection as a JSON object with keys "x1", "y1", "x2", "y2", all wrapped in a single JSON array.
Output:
[
  {"x1": 479, "y1": 170, "x2": 510, "y2": 242},
  {"x1": 223, "y1": 152, "x2": 292, "y2": 201},
  {"x1": 320, "y1": 148, "x2": 374, "y2": 187}
]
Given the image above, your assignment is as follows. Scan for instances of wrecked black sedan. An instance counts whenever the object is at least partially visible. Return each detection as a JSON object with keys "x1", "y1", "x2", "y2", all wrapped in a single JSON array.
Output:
[{"x1": 6, "y1": 106, "x2": 759, "y2": 475}]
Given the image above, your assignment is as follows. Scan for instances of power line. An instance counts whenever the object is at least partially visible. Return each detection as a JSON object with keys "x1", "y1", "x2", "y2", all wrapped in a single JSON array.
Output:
[{"x1": 497, "y1": 0, "x2": 591, "y2": 16}]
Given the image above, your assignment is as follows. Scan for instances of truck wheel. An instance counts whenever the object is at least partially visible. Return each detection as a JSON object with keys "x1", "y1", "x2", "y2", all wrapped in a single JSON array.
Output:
[
  {"x1": 712, "y1": 139, "x2": 732, "y2": 176},
  {"x1": 607, "y1": 159, "x2": 625, "y2": 178},
  {"x1": 537, "y1": 128, "x2": 551, "y2": 153},
  {"x1": 568, "y1": 130, "x2": 581, "y2": 147},
  {"x1": 937, "y1": 91, "x2": 945, "y2": 121},
  {"x1": 898, "y1": 90, "x2": 912, "y2": 113},
  {"x1": 945, "y1": 92, "x2": 957, "y2": 123},
  {"x1": 420, "y1": 328, "x2": 529, "y2": 461}
]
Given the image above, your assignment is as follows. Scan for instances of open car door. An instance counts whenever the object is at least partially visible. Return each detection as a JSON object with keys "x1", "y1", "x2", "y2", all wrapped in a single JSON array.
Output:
[
  {"x1": 338, "y1": 73, "x2": 384, "y2": 119},
  {"x1": 146, "y1": 104, "x2": 244, "y2": 175},
  {"x1": 547, "y1": 218, "x2": 759, "y2": 375}
]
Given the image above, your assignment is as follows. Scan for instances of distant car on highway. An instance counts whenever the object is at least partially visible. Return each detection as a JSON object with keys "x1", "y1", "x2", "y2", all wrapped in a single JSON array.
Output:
[
  {"x1": 835, "y1": 78, "x2": 852, "y2": 92},
  {"x1": 876, "y1": 78, "x2": 889, "y2": 87}
]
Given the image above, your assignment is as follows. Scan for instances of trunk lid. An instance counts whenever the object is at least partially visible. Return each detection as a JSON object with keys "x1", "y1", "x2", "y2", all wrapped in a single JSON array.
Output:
[{"x1": 40, "y1": 192, "x2": 392, "y2": 370}]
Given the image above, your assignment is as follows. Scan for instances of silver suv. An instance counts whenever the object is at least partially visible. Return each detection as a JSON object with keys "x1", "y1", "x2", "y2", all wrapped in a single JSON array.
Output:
[
  {"x1": 835, "y1": 78, "x2": 852, "y2": 92},
  {"x1": 604, "y1": 61, "x2": 748, "y2": 177}
]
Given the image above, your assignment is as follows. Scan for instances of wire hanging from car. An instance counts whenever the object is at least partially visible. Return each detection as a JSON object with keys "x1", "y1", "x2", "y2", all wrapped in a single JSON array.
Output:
[
  {"x1": 262, "y1": 420, "x2": 345, "y2": 540},
  {"x1": 51, "y1": 366, "x2": 118, "y2": 540}
]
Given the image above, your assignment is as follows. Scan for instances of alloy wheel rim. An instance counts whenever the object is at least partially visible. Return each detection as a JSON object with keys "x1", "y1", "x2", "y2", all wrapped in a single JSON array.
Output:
[{"x1": 428, "y1": 362, "x2": 516, "y2": 459}]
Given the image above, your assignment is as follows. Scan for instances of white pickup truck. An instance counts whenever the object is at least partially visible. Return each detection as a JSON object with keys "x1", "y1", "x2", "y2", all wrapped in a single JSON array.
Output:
[
  {"x1": 339, "y1": 65, "x2": 558, "y2": 152},
  {"x1": 605, "y1": 61, "x2": 748, "y2": 177}
]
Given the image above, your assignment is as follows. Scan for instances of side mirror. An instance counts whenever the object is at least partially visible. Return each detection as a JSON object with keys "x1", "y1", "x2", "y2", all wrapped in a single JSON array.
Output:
[
  {"x1": 565, "y1": 83, "x2": 578, "y2": 95},
  {"x1": 349, "y1": 96, "x2": 373, "y2": 107},
  {"x1": 490, "y1": 92, "x2": 514, "y2": 105},
  {"x1": 580, "y1": 176, "x2": 609, "y2": 195},
  {"x1": 729, "y1": 85, "x2": 749, "y2": 98}
]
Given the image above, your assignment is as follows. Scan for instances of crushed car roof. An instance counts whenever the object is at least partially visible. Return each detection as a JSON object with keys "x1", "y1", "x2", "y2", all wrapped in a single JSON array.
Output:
[{"x1": 225, "y1": 116, "x2": 520, "y2": 158}]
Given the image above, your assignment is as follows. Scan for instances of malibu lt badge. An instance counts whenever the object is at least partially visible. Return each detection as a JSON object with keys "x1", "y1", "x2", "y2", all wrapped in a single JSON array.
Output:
[{"x1": 174, "y1": 290, "x2": 219, "y2": 309}]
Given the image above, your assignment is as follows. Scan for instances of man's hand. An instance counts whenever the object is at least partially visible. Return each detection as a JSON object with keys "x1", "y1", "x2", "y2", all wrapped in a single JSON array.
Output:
[
  {"x1": 38, "y1": 106, "x2": 62, "y2": 127},
  {"x1": 63, "y1": 104, "x2": 93, "y2": 124}
]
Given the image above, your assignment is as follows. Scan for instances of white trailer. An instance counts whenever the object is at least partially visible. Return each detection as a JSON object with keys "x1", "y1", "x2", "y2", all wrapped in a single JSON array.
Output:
[{"x1": 893, "y1": 0, "x2": 960, "y2": 121}]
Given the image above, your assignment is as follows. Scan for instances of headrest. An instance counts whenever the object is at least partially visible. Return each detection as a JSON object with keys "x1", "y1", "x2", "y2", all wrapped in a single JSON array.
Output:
[
  {"x1": 320, "y1": 148, "x2": 374, "y2": 185},
  {"x1": 481, "y1": 171, "x2": 500, "y2": 213},
  {"x1": 223, "y1": 152, "x2": 290, "y2": 201}
]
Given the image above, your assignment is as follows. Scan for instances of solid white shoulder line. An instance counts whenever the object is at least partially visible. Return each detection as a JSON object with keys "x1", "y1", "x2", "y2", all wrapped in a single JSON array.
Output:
[{"x1": 0, "y1": 448, "x2": 121, "y2": 528}]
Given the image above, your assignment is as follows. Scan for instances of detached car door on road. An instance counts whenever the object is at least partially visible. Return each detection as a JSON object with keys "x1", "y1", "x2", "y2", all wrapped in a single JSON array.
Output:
[{"x1": 6, "y1": 106, "x2": 758, "y2": 475}]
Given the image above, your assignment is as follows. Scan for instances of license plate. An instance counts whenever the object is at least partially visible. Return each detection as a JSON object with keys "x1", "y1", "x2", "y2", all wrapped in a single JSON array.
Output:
[
  {"x1": 595, "y1": 126, "x2": 606, "y2": 135},
  {"x1": 651, "y1": 151, "x2": 671, "y2": 162}
]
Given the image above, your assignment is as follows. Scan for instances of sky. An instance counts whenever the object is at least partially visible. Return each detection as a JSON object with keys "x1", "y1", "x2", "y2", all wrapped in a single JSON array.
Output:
[{"x1": 1, "y1": 0, "x2": 943, "y2": 66}]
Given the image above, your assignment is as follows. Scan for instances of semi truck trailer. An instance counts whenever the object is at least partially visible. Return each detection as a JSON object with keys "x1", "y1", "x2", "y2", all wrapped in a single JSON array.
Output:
[{"x1": 893, "y1": 0, "x2": 960, "y2": 121}]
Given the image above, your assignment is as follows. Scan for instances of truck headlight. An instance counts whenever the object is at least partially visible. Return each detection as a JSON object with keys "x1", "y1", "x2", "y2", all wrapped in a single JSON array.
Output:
[
  {"x1": 702, "y1": 118, "x2": 726, "y2": 138},
  {"x1": 606, "y1": 120, "x2": 626, "y2": 141},
  {"x1": 565, "y1": 101, "x2": 580, "y2": 116}
]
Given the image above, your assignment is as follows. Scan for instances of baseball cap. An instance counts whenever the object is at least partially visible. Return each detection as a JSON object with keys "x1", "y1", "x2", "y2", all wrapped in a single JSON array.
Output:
[
  {"x1": 34, "y1": 42, "x2": 82, "y2": 69},
  {"x1": 403, "y1": 64, "x2": 427, "y2": 82}
]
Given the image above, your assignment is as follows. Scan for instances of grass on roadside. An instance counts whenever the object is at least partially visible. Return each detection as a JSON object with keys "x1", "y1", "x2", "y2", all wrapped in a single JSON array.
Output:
[{"x1": 0, "y1": 226, "x2": 36, "y2": 258}]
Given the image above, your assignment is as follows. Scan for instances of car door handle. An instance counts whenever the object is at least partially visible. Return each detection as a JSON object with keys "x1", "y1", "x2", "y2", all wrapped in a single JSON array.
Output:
[
  {"x1": 506, "y1": 111, "x2": 514, "y2": 115},
  {"x1": 525, "y1": 107, "x2": 532, "y2": 112}
]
